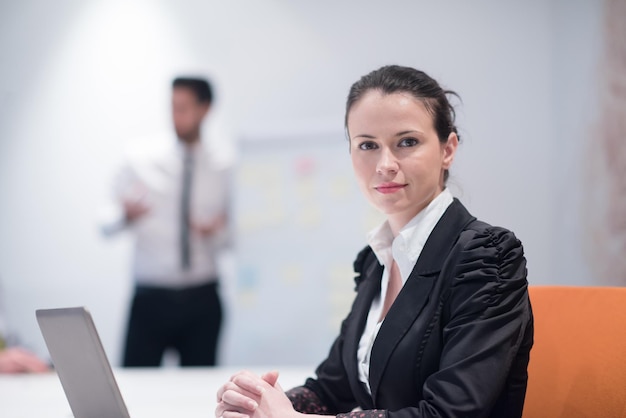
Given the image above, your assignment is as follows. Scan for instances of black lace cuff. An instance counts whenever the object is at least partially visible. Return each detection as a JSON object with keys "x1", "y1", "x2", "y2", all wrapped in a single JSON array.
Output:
[
  {"x1": 286, "y1": 386, "x2": 330, "y2": 414},
  {"x1": 286, "y1": 387, "x2": 387, "y2": 418},
  {"x1": 337, "y1": 410, "x2": 386, "y2": 418}
]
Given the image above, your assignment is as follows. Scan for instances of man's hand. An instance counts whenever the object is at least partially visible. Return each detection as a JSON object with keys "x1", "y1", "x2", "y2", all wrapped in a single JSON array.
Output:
[
  {"x1": 122, "y1": 197, "x2": 150, "y2": 223},
  {"x1": 191, "y1": 212, "x2": 227, "y2": 237}
]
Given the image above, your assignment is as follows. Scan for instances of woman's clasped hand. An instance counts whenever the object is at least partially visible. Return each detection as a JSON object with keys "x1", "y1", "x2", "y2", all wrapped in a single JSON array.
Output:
[{"x1": 216, "y1": 370, "x2": 303, "y2": 418}]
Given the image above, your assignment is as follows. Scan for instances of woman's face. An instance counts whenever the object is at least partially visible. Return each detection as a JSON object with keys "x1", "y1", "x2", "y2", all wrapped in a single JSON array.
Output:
[{"x1": 348, "y1": 90, "x2": 458, "y2": 229}]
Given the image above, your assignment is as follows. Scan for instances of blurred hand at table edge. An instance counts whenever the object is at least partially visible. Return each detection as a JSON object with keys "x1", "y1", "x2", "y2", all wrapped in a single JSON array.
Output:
[{"x1": 0, "y1": 347, "x2": 50, "y2": 374}]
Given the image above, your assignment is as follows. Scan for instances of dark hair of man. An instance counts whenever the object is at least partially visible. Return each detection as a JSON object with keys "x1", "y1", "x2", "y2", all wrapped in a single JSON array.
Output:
[{"x1": 172, "y1": 77, "x2": 213, "y2": 105}]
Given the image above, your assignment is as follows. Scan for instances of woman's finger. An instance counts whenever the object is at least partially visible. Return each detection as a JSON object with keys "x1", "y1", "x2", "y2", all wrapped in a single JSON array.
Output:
[
  {"x1": 217, "y1": 381, "x2": 238, "y2": 402},
  {"x1": 261, "y1": 370, "x2": 279, "y2": 386},
  {"x1": 217, "y1": 380, "x2": 261, "y2": 403},
  {"x1": 215, "y1": 400, "x2": 227, "y2": 417},
  {"x1": 222, "y1": 412, "x2": 250, "y2": 418},
  {"x1": 215, "y1": 401, "x2": 248, "y2": 418},
  {"x1": 231, "y1": 373, "x2": 267, "y2": 395},
  {"x1": 222, "y1": 389, "x2": 259, "y2": 412}
]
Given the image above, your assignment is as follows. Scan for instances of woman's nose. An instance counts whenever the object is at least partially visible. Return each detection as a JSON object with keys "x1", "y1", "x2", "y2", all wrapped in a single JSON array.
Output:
[{"x1": 376, "y1": 147, "x2": 399, "y2": 174}]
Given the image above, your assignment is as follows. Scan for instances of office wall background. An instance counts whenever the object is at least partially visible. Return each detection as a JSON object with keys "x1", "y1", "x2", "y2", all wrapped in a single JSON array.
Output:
[{"x1": 0, "y1": 0, "x2": 613, "y2": 367}]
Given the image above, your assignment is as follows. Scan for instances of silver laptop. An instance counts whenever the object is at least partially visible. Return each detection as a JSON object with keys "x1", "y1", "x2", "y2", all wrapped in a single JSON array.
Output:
[{"x1": 36, "y1": 307, "x2": 131, "y2": 418}]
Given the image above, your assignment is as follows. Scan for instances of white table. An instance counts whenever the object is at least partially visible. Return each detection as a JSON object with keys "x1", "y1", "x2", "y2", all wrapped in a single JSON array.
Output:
[{"x1": 0, "y1": 367, "x2": 314, "y2": 418}]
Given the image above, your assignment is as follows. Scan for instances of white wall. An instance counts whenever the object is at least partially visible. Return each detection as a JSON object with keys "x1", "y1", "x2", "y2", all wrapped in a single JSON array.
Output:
[
  {"x1": 551, "y1": 0, "x2": 604, "y2": 285},
  {"x1": 0, "y1": 0, "x2": 604, "y2": 366}
]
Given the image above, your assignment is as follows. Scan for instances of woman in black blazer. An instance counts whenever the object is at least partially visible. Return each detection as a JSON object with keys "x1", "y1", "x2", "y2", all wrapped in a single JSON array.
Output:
[{"x1": 216, "y1": 66, "x2": 533, "y2": 418}]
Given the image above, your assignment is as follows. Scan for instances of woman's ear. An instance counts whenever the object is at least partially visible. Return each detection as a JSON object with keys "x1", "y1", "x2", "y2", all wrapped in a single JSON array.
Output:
[{"x1": 442, "y1": 132, "x2": 459, "y2": 169}]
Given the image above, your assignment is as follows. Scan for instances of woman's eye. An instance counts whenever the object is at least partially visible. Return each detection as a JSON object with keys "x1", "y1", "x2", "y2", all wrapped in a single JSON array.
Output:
[
  {"x1": 399, "y1": 137, "x2": 418, "y2": 147},
  {"x1": 358, "y1": 141, "x2": 378, "y2": 150}
]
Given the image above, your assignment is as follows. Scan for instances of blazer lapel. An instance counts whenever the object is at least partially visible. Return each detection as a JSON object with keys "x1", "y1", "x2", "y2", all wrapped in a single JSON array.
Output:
[
  {"x1": 368, "y1": 199, "x2": 476, "y2": 403},
  {"x1": 343, "y1": 258, "x2": 383, "y2": 409}
]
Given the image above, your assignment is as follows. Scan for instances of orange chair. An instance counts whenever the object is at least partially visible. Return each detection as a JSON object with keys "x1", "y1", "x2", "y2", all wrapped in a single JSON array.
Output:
[{"x1": 523, "y1": 286, "x2": 626, "y2": 418}]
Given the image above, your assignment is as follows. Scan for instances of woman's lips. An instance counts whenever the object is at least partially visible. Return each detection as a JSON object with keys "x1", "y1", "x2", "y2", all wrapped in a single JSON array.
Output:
[{"x1": 375, "y1": 183, "x2": 407, "y2": 194}]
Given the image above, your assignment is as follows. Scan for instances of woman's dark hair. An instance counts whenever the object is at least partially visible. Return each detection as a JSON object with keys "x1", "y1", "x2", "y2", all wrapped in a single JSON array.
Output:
[
  {"x1": 173, "y1": 77, "x2": 213, "y2": 105},
  {"x1": 345, "y1": 65, "x2": 460, "y2": 183}
]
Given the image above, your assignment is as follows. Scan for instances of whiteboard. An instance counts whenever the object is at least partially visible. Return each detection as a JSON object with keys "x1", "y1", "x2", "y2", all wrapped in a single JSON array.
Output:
[{"x1": 228, "y1": 131, "x2": 384, "y2": 365}]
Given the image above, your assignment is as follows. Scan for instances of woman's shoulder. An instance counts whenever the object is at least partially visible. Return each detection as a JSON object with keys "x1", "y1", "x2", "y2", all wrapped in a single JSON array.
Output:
[
  {"x1": 461, "y1": 219, "x2": 523, "y2": 252},
  {"x1": 453, "y1": 217, "x2": 527, "y2": 288},
  {"x1": 442, "y1": 199, "x2": 524, "y2": 257}
]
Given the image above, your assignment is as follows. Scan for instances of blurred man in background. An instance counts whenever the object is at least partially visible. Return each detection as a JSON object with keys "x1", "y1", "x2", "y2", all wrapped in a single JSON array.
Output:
[{"x1": 102, "y1": 77, "x2": 230, "y2": 367}]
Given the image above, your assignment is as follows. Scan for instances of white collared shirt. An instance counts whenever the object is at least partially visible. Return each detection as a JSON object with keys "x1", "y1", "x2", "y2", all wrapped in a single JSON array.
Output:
[
  {"x1": 100, "y1": 136, "x2": 231, "y2": 287},
  {"x1": 356, "y1": 188, "x2": 454, "y2": 394}
]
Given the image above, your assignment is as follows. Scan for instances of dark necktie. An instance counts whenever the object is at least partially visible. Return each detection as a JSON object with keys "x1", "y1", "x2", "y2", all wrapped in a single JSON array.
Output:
[{"x1": 180, "y1": 148, "x2": 194, "y2": 270}]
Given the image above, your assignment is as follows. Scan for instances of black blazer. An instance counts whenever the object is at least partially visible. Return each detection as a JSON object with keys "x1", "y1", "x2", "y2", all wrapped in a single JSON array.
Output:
[{"x1": 300, "y1": 199, "x2": 533, "y2": 418}]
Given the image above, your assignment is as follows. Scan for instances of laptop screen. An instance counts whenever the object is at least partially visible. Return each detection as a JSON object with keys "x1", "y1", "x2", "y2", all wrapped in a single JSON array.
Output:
[{"x1": 36, "y1": 307, "x2": 130, "y2": 418}]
